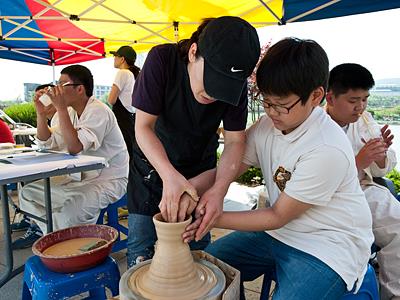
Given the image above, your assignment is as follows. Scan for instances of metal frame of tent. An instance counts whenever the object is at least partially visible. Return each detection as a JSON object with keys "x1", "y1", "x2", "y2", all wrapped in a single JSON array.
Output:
[
  {"x1": 0, "y1": 108, "x2": 16, "y2": 125},
  {"x1": 0, "y1": 0, "x2": 345, "y2": 64},
  {"x1": 2, "y1": 0, "x2": 400, "y2": 68}
]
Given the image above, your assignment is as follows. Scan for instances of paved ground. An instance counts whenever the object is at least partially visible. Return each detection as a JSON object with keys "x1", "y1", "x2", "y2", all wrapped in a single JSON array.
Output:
[{"x1": 0, "y1": 187, "x2": 271, "y2": 299}]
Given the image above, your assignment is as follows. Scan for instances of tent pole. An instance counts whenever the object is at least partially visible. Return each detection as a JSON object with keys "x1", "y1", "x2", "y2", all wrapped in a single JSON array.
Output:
[
  {"x1": 51, "y1": 48, "x2": 56, "y2": 84},
  {"x1": 52, "y1": 63, "x2": 55, "y2": 84},
  {"x1": 173, "y1": 21, "x2": 179, "y2": 42}
]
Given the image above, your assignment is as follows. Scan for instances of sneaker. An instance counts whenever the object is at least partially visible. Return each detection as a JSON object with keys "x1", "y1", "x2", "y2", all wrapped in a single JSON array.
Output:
[
  {"x1": 12, "y1": 224, "x2": 43, "y2": 250},
  {"x1": 10, "y1": 216, "x2": 31, "y2": 232}
]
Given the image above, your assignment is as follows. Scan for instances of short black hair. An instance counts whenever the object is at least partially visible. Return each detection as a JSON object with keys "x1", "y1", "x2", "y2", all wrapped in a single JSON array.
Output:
[
  {"x1": 256, "y1": 37, "x2": 329, "y2": 105},
  {"x1": 328, "y1": 63, "x2": 375, "y2": 96},
  {"x1": 60, "y1": 65, "x2": 93, "y2": 98},
  {"x1": 35, "y1": 83, "x2": 54, "y2": 92},
  {"x1": 177, "y1": 18, "x2": 214, "y2": 63}
]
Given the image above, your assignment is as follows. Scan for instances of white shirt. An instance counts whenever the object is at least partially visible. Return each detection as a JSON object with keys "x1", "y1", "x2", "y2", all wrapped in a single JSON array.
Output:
[
  {"x1": 113, "y1": 69, "x2": 135, "y2": 113},
  {"x1": 243, "y1": 107, "x2": 373, "y2": 291},
  {"x1": 37, "y1": 97, "x2": 129, "y2": 180}
]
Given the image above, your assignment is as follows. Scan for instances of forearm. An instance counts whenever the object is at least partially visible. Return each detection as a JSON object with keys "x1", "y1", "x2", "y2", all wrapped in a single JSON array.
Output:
[
  {"x1": 57, "y1": 109, "x2": 83, "y2": 154},
  {"x1": 188, "y1": 140, "x2": 246, "y2": 196},
  {"x1": 189, "y1": 169, "x2": 217, "y2": 196},
  {"x1": 214, "y1": 191, "x2": 312, "y2": 232},
  {"x1": 136, "y1": 125, "x2": 178, "y2": 179},
  {"x1": 36, "y1": 114, "x2": 51, "y2": 141},
  {"x1": 213, "y1": 139, "x2": 245, "y2": 196},
  {"x1": 373, "y1": 148, "x2": 396, "y2": 174},
  {"x1": 107, "y1": 85, "x2": 119, "y2": 105},
  {"x1": 214, "y1": 208, "x2": 283, "y2": 231}
]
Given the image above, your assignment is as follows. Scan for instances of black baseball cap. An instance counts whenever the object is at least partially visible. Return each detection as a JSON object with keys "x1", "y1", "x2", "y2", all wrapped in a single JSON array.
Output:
[
  {"x1": 198, "y1": 16, "x2": 260, "y2": 106},
  {"x1": 110, "y1": 45, "x2": 137, "y2": 62}
]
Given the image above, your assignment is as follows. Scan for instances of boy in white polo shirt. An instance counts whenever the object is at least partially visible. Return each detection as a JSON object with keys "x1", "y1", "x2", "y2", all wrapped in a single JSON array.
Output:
[
  {"x1": 326, "y1": 63, "x2": 400, "y2": 300},
  {"x1": 184, "y1": 38, "x2": 374, "y2": 300}
]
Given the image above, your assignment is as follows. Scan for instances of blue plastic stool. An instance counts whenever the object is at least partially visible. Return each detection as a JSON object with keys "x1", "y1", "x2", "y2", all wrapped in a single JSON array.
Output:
[
  {"x1": 7, "y1": 183, "x2": 17, "y2": 191},
  {"x1": 97, "y1": 194, "x2": 128, "y2": 252},
  {"x1": 0, "y1": 183, "x2": 17, "y2": 199},
  {"x1": 22, "y1": 256, "x2": 120, "y2": 300},
  {"x1": 260, "y1": 264, "x2": 379, "y2": 300}
]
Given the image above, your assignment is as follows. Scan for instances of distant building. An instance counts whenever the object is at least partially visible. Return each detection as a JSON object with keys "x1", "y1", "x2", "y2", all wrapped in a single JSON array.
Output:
[
  {"x1": 93, "y1": 85, "x2": 112, "y2": 100},
  {"x1": 24, "y1": 83, "x2": 40, "y2": 101}
]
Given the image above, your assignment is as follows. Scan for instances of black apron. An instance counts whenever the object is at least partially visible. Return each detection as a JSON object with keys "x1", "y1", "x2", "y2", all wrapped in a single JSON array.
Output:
[
  {"x1": 127, "y1": 45, "x2": 228, "y2": 215},
  {"x1": 112, "y1": 98, "x2": 135, "y2": 159}
]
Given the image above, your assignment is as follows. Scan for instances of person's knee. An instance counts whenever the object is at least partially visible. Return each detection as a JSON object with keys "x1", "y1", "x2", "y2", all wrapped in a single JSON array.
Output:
[
  {"x1": 65, "y1": 204, "x2": 99, "y2": 226},
  {"x1": 127, "y1": 213, "x2": 157, "y2": 268},
  {"x1": 189, "y1": 232, "x2": 211, "y2": 251},
  {"x1": 204, "y1": 239, "x2": 226, "y2": 260},
  {"x1": 127, "y1": 246, "x2": 155, "y2": 268}
]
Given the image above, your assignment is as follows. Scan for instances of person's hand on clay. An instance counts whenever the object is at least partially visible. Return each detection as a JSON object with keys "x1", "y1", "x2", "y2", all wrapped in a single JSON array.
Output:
[
  {"x1": 182, "y1": 217, "x2": 202, "y2": 243},
  {"x1": 159, "y1": 173, "x2": 199, "y2": 223},
  {"x1": 194, "y1": 186, "x2": 224, "y2": 241},
  {"x1": 176, "y1": 192, "x2": 198, "y2": 222}
]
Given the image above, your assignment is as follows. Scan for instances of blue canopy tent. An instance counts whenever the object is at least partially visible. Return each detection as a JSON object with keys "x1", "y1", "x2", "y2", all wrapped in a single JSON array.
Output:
[
  {"x1": 282, "y1": 0, "x2": 400, "y2": 23},
  {"x1": 1, "y1": 0, "x2": 400, "y2": 66}
]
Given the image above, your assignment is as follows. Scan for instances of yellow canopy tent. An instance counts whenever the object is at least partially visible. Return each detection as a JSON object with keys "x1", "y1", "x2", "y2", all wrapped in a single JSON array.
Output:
[
  {"x1": 1, "y1": 0, "x2": 400, "y2": 65},
  {"x1": 53, "y1": 0, "x2": 283, "y2": 53}
]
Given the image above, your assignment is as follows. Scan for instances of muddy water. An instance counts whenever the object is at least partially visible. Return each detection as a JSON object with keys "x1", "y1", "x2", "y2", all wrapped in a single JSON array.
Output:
[{"x1": 43, "y1": 237, "x2": 106, "y2": 256}]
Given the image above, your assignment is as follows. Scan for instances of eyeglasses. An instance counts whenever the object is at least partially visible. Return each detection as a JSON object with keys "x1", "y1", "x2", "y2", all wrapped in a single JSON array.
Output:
[
  {"x1": 256, "y1": 97, "x2": 302, "y2": 114},
  {"x1": 62, "y1": 83, "x2": 82, "y2": 87},
  {"x1": 57, "y1": 81, "x2": 83, "y2": 87}
]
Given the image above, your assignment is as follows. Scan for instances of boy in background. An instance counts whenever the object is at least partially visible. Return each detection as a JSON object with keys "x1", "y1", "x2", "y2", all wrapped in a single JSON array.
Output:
[{"x1": 326, "y1": 63, "x2": 400, "y2": 300}]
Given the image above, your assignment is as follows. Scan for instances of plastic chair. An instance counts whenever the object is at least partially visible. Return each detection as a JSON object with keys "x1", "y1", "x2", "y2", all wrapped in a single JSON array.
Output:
[
  {"x1": 373, "y1": 177, "x2": 397, "y2": 197},
  {"x1": 97, "y1": 194, "x2": 128, "y2": 252},
  {"x1": 342, "y1": 264, "x2": 379, "y2": 299},
  {"x1": 7, "y1": 183, "x2": 17, "y2": 191},
  {"x1": 260, "y1": 264, "x2": 379, "y2": 300},
  {"x1": 22, "y1": 255, "x2": 120, "y2": 300}
]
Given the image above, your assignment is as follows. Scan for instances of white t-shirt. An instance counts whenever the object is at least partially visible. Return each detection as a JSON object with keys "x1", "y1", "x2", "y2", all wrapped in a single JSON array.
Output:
[
  {"x1": 38, "y1": 97, "x2": 129, "y2": 181},
  {"x1": 113, "y1": 69, "x2": 135, "y2": 113},
  {"x1": 243, "y1": 107, "x2": 373, "y2": 291}
]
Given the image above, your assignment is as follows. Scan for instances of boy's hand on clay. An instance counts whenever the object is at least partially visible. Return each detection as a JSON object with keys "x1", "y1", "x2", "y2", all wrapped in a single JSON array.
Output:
[{"x1": 182, "y1": 217, "x2": 202, "y2": 243}]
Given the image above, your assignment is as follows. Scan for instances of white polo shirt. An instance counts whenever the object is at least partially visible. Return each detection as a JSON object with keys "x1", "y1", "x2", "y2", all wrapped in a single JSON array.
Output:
[
  {"x1": 113, "y1": 69, "x2": 135, "y2": 113},
  {"x1": 38, "y1": 97, "x2": 129, "y2": 181},
  {"x1": 243, "y1": 107, "x2": 373, "y2": 291}
]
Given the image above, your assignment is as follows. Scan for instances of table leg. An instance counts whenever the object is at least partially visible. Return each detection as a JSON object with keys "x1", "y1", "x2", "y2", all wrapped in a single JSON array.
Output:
[
  {"x1": 0, "y1": 184, "x2": 13, "y2": 288},
  {"x1": 43, "y1": 178, "x2": 53, "y2": 233}
]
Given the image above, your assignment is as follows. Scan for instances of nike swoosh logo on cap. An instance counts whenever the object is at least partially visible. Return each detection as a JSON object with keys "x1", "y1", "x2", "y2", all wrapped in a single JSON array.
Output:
[{"x1": 231, "y1": 67, "x2": 244, "y2": 72}]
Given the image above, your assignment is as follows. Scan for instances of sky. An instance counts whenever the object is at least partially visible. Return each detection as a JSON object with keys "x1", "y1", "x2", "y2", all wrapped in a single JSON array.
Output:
[{"x1": 0, "y1": 8, "x2": 399, "y2": 101}]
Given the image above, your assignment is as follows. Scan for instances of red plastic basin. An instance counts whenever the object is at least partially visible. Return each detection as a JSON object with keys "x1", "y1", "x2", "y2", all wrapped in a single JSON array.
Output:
[{"x1": 32, "y1": 224, "x2": 118, "y2": 273}]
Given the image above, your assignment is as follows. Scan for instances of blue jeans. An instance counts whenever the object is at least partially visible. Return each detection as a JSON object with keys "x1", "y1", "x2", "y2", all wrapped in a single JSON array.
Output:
[
  {"x1": 205, "y1": 231, "x2": 346, "y2": 300},
  {"x1": 127, "y1": 213, "x2": 211, "y2": 268}
]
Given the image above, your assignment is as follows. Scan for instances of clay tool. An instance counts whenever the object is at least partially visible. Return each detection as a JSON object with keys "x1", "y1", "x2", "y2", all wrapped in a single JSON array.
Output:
[
  {"x1": 79, "y1": 240, "x2": 107, "y2": 252},
  {"x1": 361, "y1": 113, "x2": 375, "y2": 138}
]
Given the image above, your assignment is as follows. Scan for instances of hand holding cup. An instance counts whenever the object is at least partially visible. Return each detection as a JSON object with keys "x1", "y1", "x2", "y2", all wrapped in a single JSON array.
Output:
[{"x1": 39, "y1": 89, "x2": 53, "y2": 106}]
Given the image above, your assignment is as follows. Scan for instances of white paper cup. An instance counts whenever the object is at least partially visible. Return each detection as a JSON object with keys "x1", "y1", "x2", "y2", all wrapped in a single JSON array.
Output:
[{"x1": 39, "y1": 94, "x2": 52, "y2": 106}]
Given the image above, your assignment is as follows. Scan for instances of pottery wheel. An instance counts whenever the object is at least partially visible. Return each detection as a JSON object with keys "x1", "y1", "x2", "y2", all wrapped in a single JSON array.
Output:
[{"x1": 120, "y1": 259, "x2": 226, "y2": 300}]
